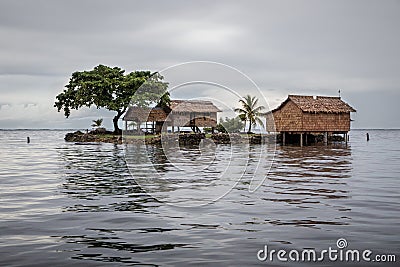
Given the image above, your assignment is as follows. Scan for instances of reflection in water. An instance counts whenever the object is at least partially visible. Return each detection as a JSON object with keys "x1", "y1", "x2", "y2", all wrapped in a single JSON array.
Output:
[
  {"x1": 124, "y1": 142, "x2": 275, "y2": 206},
  {"x1": 57, "y1": 141, "x2": 354, "y2": 264},
  {"x1": 63, "y1": 231, "x2": 186, "y2": 265},
  {"x1": 253, "y1": 144, "x2": 353, "y2": 229},
  {"x1": 4, "y1": 130, "x2": 400, "y2": 266},
  {"x1": 58, "y1": 144, "x2": 159, "y2": 212}
]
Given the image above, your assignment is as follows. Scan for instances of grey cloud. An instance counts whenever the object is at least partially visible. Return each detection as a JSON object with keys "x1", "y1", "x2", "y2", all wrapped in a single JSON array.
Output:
[{"x1": 0, "y1": 0, "x2": 399, "y2": 128}]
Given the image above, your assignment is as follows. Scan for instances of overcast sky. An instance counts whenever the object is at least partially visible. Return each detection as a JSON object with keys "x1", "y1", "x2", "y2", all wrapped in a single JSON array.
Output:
[{"x1": 0, "y1": 0, "x2": 399, "y2": 129}]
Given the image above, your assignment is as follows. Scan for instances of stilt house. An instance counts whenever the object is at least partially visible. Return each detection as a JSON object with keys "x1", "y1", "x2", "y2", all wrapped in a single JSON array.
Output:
[
  {"x1": 123, "y1": 100, "x2": 221, "y2": 134},
  {"x1": 266, "y1": 95, "x2": 356, "y2": 145}
]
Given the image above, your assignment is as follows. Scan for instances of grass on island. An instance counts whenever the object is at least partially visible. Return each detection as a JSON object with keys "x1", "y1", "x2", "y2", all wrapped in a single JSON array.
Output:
[
  {"x1": 92, "y1": 134, "x2": 155, "y2": 139},
  {"x1": 122, "y1": 134, "x2": 156, "y2": 139},
  {"x1": 116, "y1": 132, "x2": 266, "y2": 140}
]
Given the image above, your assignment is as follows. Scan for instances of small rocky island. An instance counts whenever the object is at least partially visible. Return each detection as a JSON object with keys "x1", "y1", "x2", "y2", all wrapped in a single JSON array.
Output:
[
  {"x1": 65, "y1": 128, "x2": 123, "y2": 144},
  {"x1": 64, "y1": 129, "x2": 271, "y2": 145}
]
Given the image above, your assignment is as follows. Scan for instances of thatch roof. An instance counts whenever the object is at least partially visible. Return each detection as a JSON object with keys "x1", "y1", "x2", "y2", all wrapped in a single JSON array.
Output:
[
  {"x1": 123, "y1": 106, "x2": 170, "y2": 122},
  {"x1": 170, "y1": 100, "x2": 222, "y2": 113},
  {"x1": 123, "y1": 100, "x2": 221, "y2": 122},
  {"x1": 272, "y1": 95, "x2": 356, "y2": 113}
]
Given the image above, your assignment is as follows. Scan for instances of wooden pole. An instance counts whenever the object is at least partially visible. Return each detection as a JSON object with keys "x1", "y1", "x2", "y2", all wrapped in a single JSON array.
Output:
[
  {"x1": 282, "y1": 132, "x2": 286, "y2": 145},
  {"x1": 324, "y1": 132, "x2": 328, "y2": 145},
  {"x1": 300, "y1": 133, "x2": 303, "y2": 147},
  {"x1": 27, "y1": 137, "x2": 30, "y2": 143}
]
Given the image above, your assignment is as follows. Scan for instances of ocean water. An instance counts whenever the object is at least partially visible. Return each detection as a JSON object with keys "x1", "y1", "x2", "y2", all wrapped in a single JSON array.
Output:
[{"x1": 0, "y1": 129, "x2": 399, "y2": 266}]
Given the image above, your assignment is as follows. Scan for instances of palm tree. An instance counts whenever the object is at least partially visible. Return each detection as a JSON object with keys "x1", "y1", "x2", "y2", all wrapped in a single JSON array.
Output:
[
  {"x1": 91, "y1": 118, "x2": 103, "y2": 129},
  {"x1": 234, "y1": 95, "x2": 265, "y2": 133}
]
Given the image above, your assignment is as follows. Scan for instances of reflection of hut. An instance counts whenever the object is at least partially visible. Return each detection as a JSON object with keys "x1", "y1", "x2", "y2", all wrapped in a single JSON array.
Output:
[
  {"x1": 266, "y1": 95, "x2": 356, "y2": 146},
  {"x1": 123, "y1": 100, "x2": 221, "y2": 134}
]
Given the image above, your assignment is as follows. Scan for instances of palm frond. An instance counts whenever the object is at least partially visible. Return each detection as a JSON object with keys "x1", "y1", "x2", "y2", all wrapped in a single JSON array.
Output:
[{"x1": 255, "y1": 117, "x2": 265, "y2": 128}]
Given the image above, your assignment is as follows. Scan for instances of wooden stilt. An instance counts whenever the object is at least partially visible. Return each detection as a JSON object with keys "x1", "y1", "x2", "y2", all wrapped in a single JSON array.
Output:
[
  {"x1": 324, "y1": 132, "x2": 328, "y2": 145},
  {"x1": 282, "y1": 132, "x2": 286, "y2": 145},
  {"x1": 300, "y1": 133, "x2": 303, "y2": 147}
]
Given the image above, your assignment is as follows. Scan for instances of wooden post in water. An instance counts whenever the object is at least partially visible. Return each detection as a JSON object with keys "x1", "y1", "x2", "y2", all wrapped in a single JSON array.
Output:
[
  {"x1": 324, "y1": 132, "x2": 328, "y2": 145},
  {"x1": 300, "y1": 133, "x2": 303, "y2": 147},
  {"x1": 366, "y1": 132, "x2": 370, "y2": 141},
  {"x1": 27, "y1": 137, "x2": 30, "y2": 143},
  {"x1": 282, "y1": 132, "x2": 286, "y2": 145}
]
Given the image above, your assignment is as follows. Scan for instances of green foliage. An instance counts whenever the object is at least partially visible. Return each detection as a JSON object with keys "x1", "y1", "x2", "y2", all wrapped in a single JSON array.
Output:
[
  {"x1": 91, "y1": 118, "x2": 103, "y2": 128},
  {"x1": 131, "y1": 72, "x2": 170, "y2": 108},
  {"x1": 203, "y1": 127, "x2": 213, "y2": 133},
  {"x1": 216, "y1": 116, "x2": 245, "y2": 133},
  {"x1": 54, "y1": 65, "x2": 169, "y2": 134},
  {"x1": 234, "y1": 95, "x2": 265, "y2": 133}
]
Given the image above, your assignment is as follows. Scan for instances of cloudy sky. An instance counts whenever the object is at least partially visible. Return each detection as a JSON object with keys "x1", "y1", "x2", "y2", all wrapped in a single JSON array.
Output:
[{"x1": 1, "y1": 0, "x2": 399, "y2": 129}]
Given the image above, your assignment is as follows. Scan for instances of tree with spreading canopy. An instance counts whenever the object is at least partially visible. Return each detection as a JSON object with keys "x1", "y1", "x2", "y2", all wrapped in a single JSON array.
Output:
[
  {"x1": 54, "y1": 65, "x2": 169, "y2": 134},
  {"x1": 234, "y1": 95, "x2": 265, "y2": 133}
]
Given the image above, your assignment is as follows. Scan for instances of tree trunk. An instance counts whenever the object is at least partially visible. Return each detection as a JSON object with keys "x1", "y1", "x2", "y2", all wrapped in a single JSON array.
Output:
[
  {"x1": 113, "y1": 109, "x2": 126, "y2": 135},
  {"x1": 248, "y1": 121, "x2": 252, "y2": 133}
]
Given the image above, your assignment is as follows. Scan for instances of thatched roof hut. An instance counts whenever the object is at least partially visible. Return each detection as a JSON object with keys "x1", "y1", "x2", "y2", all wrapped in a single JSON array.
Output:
[
  {"x1": 266, "y1": 95, "x2": 356, "y2": 145},
  {"x1": 123, "y1": 106, "x2": 170, "y2": 122},
  {"x1": 169, "y1": 100, "x2": 221, "y2": 113},
  {"x1": 123, "y1": 99, "x2": 221, "y2": 133}
]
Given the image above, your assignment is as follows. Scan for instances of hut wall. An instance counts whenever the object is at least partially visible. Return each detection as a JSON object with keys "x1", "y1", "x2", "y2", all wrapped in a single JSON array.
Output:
[
  {"x1": 268, "y1": 100, "x2": 351, "y2": 132},
  {"x1": 266, "y1": 112, "x2": 276, "y2": 132},
  {"x1": 272, "y1": 101, "x2": 304, "y2": 132},
  {"x1": 192, "y1": 117, "x2": 217, "y2": 127},
  {"x1": 171, "y1": 112, "x2": 218, "y2": 127},
  {"x1": 172, "y1": 112, "x2": 191, "y2": 126},
  {"x1": 302, "y1": 112, "x2": 350, "y2": 132}
]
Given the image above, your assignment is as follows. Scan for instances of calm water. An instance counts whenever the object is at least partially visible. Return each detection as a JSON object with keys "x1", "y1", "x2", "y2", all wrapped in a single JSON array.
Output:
[{"x1": 0, "y1": 130, "x2": 399, "y2": 266}]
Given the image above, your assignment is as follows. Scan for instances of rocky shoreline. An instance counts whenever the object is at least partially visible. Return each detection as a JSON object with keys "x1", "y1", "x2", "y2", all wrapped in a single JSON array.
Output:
[
  {"x1": 65, "y1": 131, "x2": 123, "y2": 144},
  {"x1": 64, "y1": 131, "x2": 275, "y2": 145}
]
